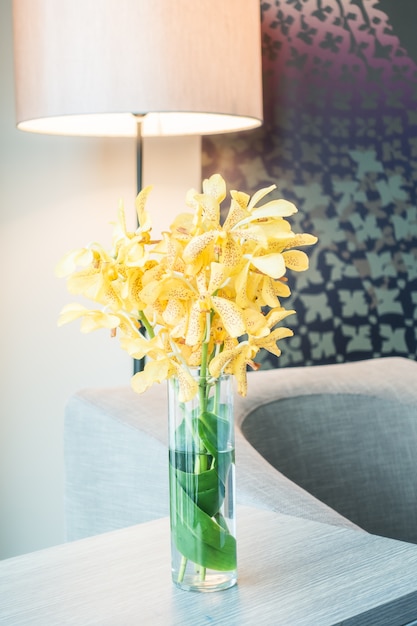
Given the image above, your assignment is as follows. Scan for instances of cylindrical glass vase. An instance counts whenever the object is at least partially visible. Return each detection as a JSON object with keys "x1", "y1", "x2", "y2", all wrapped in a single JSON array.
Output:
[{"x1": 168, "y1": 372, "x2": 237, "y2": 592}]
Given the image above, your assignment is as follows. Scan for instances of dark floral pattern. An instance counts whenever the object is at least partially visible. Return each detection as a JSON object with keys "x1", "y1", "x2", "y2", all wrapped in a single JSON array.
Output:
[{"x1": 202, "y1": 0, "x2": 417, "y2": 368}]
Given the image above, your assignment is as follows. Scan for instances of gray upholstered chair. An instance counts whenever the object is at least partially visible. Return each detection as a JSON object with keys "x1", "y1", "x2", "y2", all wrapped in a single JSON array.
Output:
[{"x1": 64, "y1": 357, "x2": 417, "y2": 544}]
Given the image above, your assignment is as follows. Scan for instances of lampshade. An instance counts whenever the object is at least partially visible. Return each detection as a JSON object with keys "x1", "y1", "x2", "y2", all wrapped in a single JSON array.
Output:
[{"x1": 12, "y1": 0, "x2": 263, "y2": 137}]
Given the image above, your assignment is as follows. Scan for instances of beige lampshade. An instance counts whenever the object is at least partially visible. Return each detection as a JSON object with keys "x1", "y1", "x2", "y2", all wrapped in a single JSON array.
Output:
[{"x1": 12, "y1": 0, "x2": 263, "y2": 137}]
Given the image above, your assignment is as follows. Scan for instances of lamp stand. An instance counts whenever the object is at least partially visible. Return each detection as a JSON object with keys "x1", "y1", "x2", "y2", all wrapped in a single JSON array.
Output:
[{"x1": 134, "y1": 117, "x2": 145, "y2": 375}]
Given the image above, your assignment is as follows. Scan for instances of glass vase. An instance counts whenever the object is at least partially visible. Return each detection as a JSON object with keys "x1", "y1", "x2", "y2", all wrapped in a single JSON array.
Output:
[{"x1": 168, "y1": 372, "x2": 237, "y2": 592}]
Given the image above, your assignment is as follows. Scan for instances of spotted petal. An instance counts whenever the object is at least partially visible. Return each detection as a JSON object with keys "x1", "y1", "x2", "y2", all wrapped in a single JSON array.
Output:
[
  {"x1": 223, "y1": 195, "x2": 249, "y2": 230},
  {"x1": 211, "y1": 296, "x2": 246, "y2": 337},
  {"x1": 203, "y1": 173, "x2": 227, "y2": 203},
  {"x1": 283, "y1": 233, "x2": 318, "y2": 249},
  {"x1": 172, "y1": 362, "x2": 199, "y2": 401},
  {"x1": 255, "y1": 327, "x2": 294, "y2": 357},
  {"x1": 282, "y1": 250, "x2": 310, "y2": 271},
  {"x1": 207, "y1": 262, "x2": 229, "y2": 295},
  {"x1": 183, "y1": 231, "x2": 217, "y2": 263},
  {"x1": 185, "y1": 302, "x2": 206, "y2": 346},
  {"x1": 135, "y1": 186, "x2": 153, "y2": 232}
]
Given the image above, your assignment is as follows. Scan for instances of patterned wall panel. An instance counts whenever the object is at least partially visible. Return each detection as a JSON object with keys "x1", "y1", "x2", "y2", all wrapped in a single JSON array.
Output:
[{"x1": 202, "y1": 0, "x2": 417, "y2": 368}]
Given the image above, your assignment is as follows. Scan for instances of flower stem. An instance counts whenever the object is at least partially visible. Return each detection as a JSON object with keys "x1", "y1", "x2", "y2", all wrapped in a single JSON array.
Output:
[
  {"x1": 138, "y1": 310, "x2": 155, "y2": 338},
  {"x1": 178, "y1": 555, "x2": 187, "y2": 583}
]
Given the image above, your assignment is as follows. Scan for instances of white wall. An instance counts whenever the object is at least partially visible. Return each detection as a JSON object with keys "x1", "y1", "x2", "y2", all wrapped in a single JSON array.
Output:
[{"x1": 0, "y1": 0, "x2": 201, "y2": 559}]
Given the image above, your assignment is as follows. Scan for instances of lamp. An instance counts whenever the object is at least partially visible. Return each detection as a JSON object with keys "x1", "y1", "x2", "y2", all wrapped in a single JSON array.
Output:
[
  {"x1": 12, "y1": 0, "x2": 263, "y2": 138},
  {"x1": 12, "y1": 0, "x2": 263, "y2": 371}
]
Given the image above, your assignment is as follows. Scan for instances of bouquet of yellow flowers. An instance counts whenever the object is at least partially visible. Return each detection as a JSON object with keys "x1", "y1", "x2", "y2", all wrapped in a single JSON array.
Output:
[
  {"x1": 57, "y1": 173, "x2": 316, "y2": 397},
  {"x1": 56, "y1": 173, "x2": 317, "y2": 590}
]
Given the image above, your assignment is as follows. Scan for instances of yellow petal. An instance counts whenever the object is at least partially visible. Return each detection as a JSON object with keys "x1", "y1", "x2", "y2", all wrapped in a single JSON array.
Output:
[
  {"x1": 78, "y1": 312, "x2": 120, "y2": 333},
  {"x1": 207, "y1": 262, "x2": 229, "y2": 295},
  {"x1": 55, "y1": 248, "x2": 94, "y2": 277},
  {"x1": 122, "y1": 331, "x2": 170, "y2": 360},
  {"x1": 221, "y1": 236, "x2": 242, "y2": 267},
  {"x1": 169, "y1": 314, "x2": 188, "y2": 339},
  {"x1": 135, "y1": 186, "x2": 153, "y2": 232},
  {"x1": 57, "y1": 303, "x2": 90, "y2": 326},
  {"x1": 209, "y1": 343, "x2": 254, "y2": 396},
  {"x1": 251, "y1": 199, "x2": 297, "y2": 218},
  {"x1": 256, "y1": 327, "x2": 294, "y2": 357},
  {"x1": 162, "y1": 298, "x2": 186, "y2": 326},
  {"x1": 170, "y1": 212, "x2": 194, "y2": 240},
  {"x1": 230, "y1": 190, "x2": 250, "y2": 209},
  {"x1": 182, "y1": 231, "x2": 217, "y2": 263},
  {"x1": 131, "y1": 358, "x2": 171, "y2": 395},
  {"x1": 172, "y1": 363, "x2": 199, "y2": 402},
  {"x1": 202, "y1": 173, "x2": 226, "y2": 203},
  {"x1": 124, "y1": 268, "x2": 146, "y2": 309},
  {"x1": 211, "y1": 296, "x2": 246, "y2": 337},
  {"x1": 248, "y1": 184, "x2": 276, "y2": 209},
  {"x1": 243, "y1": 308, "x2": 269, "y2": 338},
  {"x1": 123, "y1": 238, "x2": 149, "y2": 267},
  {"x1": 234, "y1": 263, "x2": 251, "y2": 308},
  {"x1": 259, "y1": 220, "x2": 293, "y2": 237},
  {"x1": 265, "y1": 308, "x2": 296, "y2": 328},
  {"x1": 232, "y1": 350, "x2": 250, "y2": 397},
  {"x1": 284, "y1": 233, "x2": 318, "y2": 248},
  {"x1": 195, "y1": 270, "x2": 208, "y2": 296},
  {"x1": 232, "y1": 225, "x2": 268, "y2": 247},
  {"x1": 223, "y1": 195, "x2": 249, "y2": 230},
  {"x1": 139, "y1": 280, "x2": 162, "y2": 304},
  {"x1": 194, "y1": 193, "x2": 220, "y2": 224},
  {"x1": 162, "y1": 278, "x2": 194, "y2": 300},
  {"x1": 57, "y1": 304, "x2": 120, "y2": 333},
  {"x1": 261, "y1": 277, "x2": 281, "y2": 308},
  {"x1": 185, "y1": 302, "x2": 206, "y2": 346},
  {"x1": 250, "y1": 253, "x2": 286, "y2": 279},
  {"x1": 120, "y1": 334, "x2": 153, "y2": 360},
  {"x1": 282, "y1": 250, "x2": 310, "y2": 271},
  {"x1": 209, "y1": 345, "x2": 240, "y2": 378},
  {"x1": 210, "y1": 313, "x2": 227, "y2": 344},
  {"x1": 236, "y1": 199, "x2": 297, "y2": 228},
  {"x1": 272, "y1": 279, "x2": 291, "y2": 298}
]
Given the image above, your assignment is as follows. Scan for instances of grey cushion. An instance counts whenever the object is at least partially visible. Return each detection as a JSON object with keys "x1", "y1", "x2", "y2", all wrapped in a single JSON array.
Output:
[{"x1": 242, "y1": 393, "x2": 417, "y2": 543}]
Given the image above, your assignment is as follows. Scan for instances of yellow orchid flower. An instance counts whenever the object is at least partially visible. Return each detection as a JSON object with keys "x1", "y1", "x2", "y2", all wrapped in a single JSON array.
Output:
[
  {"x1": 131, "y1": 357, "x2": 198, "y2": 401},
  {"x1": 57, "y1": 303, "x2": 121, "y2": 333},
  {"x1": 131, "y1": 358, "x2": 173, "y2": 395},
  {"x1": 56, "y1": 244, "x2": 125, "y2": 311},
  {"x1": 209, "y1": 342, "x2": 259, "y2": 396},
  {"x1": 55, "y1": 247, "x2": 98, "y2": 278}
]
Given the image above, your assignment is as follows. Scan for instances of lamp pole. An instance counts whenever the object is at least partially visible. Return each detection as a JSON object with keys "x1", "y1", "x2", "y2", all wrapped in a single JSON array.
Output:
[{"x1": 134, "y1": 117, "x2": 145, "y2": 374}]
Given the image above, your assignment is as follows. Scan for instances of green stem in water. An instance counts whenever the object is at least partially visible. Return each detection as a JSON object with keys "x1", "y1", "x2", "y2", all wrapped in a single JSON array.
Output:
[
  {"x1": 193, "y1": 340, "x2": 210, "y2": 475},
  {"x1": 178, "y1": 555, "x2": 188, "y2": 583}
]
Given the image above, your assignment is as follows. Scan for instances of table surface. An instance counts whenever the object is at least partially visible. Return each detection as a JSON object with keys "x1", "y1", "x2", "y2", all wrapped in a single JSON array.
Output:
[{"x1": 1, "y1": 506, "x2": 417, "y2": 626}]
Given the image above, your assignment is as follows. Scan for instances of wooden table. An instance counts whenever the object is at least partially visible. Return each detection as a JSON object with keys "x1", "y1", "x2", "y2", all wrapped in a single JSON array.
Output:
[{"x1": 1, "y1": 507, "x2": 417, "y2": 625}]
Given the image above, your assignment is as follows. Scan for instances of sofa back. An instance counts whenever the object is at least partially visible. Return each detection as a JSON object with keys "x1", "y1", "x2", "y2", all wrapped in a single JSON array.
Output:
[{"x1": 242, "y1": 391, "x2": 417, "y2": 543}]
